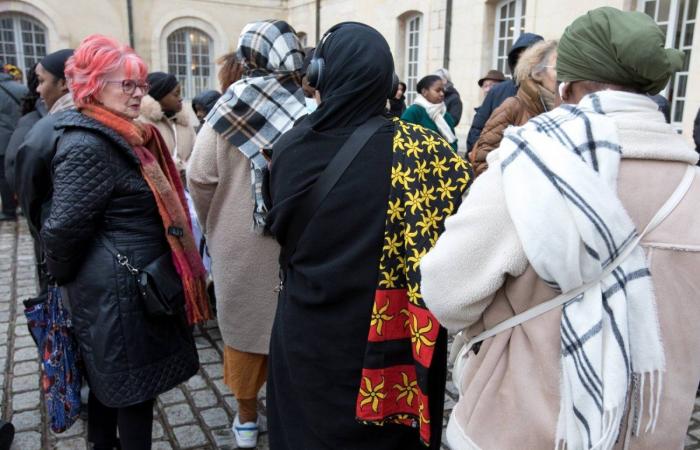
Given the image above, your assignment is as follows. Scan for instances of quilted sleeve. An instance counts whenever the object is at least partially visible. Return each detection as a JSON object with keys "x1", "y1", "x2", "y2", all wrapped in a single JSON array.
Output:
[{"x1": 41, "y1": 135, "x2": 115, "y2": 283}]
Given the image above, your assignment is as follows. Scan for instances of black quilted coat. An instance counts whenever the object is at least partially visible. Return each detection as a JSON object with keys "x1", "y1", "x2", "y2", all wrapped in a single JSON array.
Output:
[{"x1": 41, "y1": 110, "x2": 198, "y2": 407}]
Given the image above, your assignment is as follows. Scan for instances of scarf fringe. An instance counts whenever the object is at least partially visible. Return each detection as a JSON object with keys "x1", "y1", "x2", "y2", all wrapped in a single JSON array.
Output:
[
  {"x1": 555, "y1": 370, "x2": 664, "y2": 450},
  {"x1": 634, "y1": 370, "x2": 663, "y2": 436}
]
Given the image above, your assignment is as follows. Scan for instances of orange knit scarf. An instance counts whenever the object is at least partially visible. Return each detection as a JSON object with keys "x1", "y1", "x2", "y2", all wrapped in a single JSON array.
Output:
[{"x1": 82, "y1": 104, "x2": 212, "y2": 324}]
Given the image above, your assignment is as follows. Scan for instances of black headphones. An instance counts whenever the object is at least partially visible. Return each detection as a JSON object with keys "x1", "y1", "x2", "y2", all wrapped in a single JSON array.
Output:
[{"x1": 307, "y1": 23, "x2": 399, "y2": 99}]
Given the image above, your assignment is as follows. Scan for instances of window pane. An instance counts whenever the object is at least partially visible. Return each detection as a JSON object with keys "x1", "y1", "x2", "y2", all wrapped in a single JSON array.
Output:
[
  {"x1": 683, "y1": 49, "x2": 691, "y2": 70},
  {"x1": 685, "y1": 22, "x2": 694, "y2": 46},
  {"x1": 677, "y1": 73, "x2": 688, "y2": 96},
  {"x1": 658, "y1": 0, "x2": 671, "y2": 21},
  {"x1": 674, "y1": 99, "x2": 684, "y2": 122},
  {"x1": 689, "y1": 0, "x2": 698, "y2": 19},
  {"x1": 645, "y1": 0, "x2": 657, "y2": 17},
  {"x1": 522, "y1": 0, "x2": 527, "y2": 15}
]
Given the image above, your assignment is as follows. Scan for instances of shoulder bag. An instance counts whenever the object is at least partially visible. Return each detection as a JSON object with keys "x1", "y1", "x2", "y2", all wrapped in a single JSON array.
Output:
[{"x1": 101, "y1": 236, "x2": 184, "y2": 317}]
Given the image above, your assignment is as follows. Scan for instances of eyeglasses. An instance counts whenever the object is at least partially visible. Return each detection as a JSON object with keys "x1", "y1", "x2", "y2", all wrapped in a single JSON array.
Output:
[{"x1": 105, "y1": 79, "x2": 150, "y2": 95}]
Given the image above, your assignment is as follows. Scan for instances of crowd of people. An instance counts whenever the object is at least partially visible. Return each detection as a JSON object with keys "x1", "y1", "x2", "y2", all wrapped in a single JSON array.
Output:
[{"x1": 0, "y1": 6, "x2": 699, "y2": 450}]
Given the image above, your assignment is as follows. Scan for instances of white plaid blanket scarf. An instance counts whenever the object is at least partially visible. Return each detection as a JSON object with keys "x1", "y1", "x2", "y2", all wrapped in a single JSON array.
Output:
[
  {"x1": 497, "y1": 91, "x2": 665, "y2": 449},
  {"x1": 206, "y1": 20, "x2": 306, "y2": 231}
]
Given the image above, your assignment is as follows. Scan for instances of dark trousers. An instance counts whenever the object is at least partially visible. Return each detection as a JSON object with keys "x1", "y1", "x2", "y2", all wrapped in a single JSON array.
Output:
[
  {"x1": 87, "y1": 391, "x2": 154, "y2": 450},
  {"x1": 0, "y1": 155, "x2": 17, "y2": 215}
]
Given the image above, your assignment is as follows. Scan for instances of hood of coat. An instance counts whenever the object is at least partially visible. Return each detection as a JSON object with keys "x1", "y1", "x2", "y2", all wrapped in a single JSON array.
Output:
[
  {"x1": 139, "y1": 94, "x2": 190, "y2": 127},
  {"x1": 508, "y1": 33, "x2": 544, "y2": 73}
]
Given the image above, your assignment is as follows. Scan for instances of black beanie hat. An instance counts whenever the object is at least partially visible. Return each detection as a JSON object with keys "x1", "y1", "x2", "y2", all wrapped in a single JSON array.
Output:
[
  {"x1": 39, "y1": 49, "x2": 74, "y2": 80},
  {"x1": 147, "y1": 72, "x2": 179, "y2": 100}
]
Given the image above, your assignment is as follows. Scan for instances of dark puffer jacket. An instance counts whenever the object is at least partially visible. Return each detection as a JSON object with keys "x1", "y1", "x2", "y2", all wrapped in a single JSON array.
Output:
[{"x1": 41, "y1": 110, "x2": 198, "y2": 407}]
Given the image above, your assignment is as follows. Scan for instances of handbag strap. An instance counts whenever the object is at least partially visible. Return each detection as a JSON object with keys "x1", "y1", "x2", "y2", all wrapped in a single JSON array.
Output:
[
  {"x1": 279, "y1": 115, "x2": 387, "y2": 273},
  {"x1": 99, "y1": 235, "x2": 140, "y2": 275},
  {"x1": 450, "y1": 164, "x2": 696, "y2": 363}
]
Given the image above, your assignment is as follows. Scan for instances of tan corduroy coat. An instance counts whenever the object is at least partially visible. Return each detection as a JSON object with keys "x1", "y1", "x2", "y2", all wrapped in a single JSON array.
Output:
[
  {"x1": 421, "y1": 99, "x2": 700, "y2": 449},
  {"x1": 187, "y1": 123, "x2": 279, "y2": 354},
  {"x1": 138, "y1": 95, "x2": 196, "y2": 173}
]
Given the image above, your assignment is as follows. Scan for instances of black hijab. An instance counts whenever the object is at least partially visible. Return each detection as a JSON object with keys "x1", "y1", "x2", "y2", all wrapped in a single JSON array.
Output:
[{"x1": 308, "y1": 22, "x2": 394, "y2": 131}]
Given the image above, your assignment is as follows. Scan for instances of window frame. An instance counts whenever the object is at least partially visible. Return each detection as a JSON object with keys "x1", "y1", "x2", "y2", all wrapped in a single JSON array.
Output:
[
  {"x1": 404, "y1": 13, "x2": 423, "y2": 104},
  {"x1": 0, "y1": 13, "x2": 47, "y2": 82},
  {"x1": 638, "y1": 0, "x2": 697, "y2": 127},
  {"x1": 166, "y1": 27, "x2": 214, "y2": 100},
  {"x1": 492, "y1": 0, "x2": 527, "y2": 76}
]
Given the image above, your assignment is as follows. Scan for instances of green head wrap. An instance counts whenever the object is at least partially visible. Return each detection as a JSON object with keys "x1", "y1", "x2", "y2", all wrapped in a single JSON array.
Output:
[{"x1": 556, "y1": 7, "x2": 684, "y2": 95}]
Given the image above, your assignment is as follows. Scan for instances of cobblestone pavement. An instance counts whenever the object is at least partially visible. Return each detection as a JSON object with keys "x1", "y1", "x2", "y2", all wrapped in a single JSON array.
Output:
[{"x1": 1, "y1": 219, "x2": 698, "y2": 449}]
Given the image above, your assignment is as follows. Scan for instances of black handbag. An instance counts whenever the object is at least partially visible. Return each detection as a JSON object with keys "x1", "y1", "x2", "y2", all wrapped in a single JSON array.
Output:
[{"x1": 101, "y1": 236, "x2": 184, "y2": 316}]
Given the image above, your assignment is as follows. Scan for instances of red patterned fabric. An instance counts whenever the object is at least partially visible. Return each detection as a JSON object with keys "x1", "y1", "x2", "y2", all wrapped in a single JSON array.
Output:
[{"x1": 356, "y1": 119, "x2": 472, "y2": 445}]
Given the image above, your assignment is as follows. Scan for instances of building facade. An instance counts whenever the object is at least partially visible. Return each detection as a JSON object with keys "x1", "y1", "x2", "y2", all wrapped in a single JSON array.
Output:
[{"x1": 2, "y1": 0, "x2": 699, "y2": 141}]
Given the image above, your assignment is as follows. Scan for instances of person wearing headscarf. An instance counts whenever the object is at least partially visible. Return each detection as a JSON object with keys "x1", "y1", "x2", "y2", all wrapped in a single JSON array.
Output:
[
  {"x1": 421, "y1": 7, "x2": 699, "y2": 449},
  {"x1": 265, "y1": 22, "x2": 471, "y2": 449},
  {"x1": 470, "y1": 40, "x2": 558, "y2": 177},
  {"x1": 187, "y1": 19, "x2": 305, "y2": 449},
  {"x1": 138, "y1": 72, "x2": 195, "y2": 176},
  {"x1": 434, "y1": 67, "x2": 463, "y2": 125},
  {"x1": 402, "y1": 74, "x2": 458, "y2": 151},
  {"x1": 387, "y1": 80, "x2": 407, "y2": 118}
]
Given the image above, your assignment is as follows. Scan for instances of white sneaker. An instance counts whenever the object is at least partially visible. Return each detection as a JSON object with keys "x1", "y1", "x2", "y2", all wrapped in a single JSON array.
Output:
[{"x1": 232, "y1": 413, "x2": 259, "y2": 448}]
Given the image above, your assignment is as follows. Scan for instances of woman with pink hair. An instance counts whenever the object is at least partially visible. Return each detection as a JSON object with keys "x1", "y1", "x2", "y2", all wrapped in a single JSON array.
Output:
[{"x1": 40, "y1": 34, "x2": 209, "y2": 449}]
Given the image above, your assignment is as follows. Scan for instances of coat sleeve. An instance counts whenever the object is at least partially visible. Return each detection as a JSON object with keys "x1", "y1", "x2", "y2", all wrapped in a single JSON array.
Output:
[
  {"x1": 447, "y1": 93, "x2": 463, "y2": 126},
  {"x1": 41, "y1": 135, "x2": 115, "y2": 283},
  {"x1": 466, "y1": 92, "x2": 497, "y2": 151},
  {"x1": 420, "y1": 152, "x2": 528, "y2": 332},
  {"x1": 469, "y1": 98, "x2": 519, "y2": 176},
  {"x1": 186, "y1": 123, "x2": 219, "y2": 231}
]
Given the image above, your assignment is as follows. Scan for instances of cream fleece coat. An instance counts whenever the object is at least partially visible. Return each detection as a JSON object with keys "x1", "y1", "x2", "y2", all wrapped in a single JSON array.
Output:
[
  {"x1": 138, "y1": 94, "x2": 196, "y2": 173},
  {"x1": 187, "y1": 124, "x2": 279, "y2": 354},
  {"x1": 421, "y1": 99, "x2": 700, "y2": 449}
]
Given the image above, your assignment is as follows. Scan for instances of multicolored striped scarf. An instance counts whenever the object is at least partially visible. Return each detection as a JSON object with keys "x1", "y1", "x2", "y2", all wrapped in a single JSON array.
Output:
[
  {"x1": 82, "y1": 104, "x2": 212, "y2": 325},
  {"x1": 355, "y1": 119, "x2": 472, "y2": 445}
]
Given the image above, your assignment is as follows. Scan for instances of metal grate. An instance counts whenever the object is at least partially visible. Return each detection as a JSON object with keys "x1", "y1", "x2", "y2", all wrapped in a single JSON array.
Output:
[{"x1": 167, "y1": 27, "x2": 213, "y2": 99}]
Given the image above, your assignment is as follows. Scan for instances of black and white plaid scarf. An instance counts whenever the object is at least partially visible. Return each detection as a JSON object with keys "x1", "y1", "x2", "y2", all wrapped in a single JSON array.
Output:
[
  {"x1": 206, "y1": 20, "x2": 306, "y2": 231},
  {"x1": 498, "y1": 91, "x2": 665, "y2": 449}
]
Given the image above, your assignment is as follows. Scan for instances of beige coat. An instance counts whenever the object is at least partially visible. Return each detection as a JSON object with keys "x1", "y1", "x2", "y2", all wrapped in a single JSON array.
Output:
[
  {"x1": 421, "y1": 99, "x2": 700, "y2": 449},
  {"x1": 187, "y1": 123, "x2": 279, "y2": 354},
  {"x1": 138, "y1": 94, "x2": 196, "y2": 172}
]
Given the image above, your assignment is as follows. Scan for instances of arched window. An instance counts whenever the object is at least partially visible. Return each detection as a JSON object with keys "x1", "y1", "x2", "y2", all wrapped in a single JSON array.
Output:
[
  {"x1": 167, "y1": 27, "x2": 213, "y2": 99},
  {"x1": 493, "y1": 0, "x2": 527, "y2": 76},
  {"x1": 404, "y1": 14, "x2": 422, "y2": 104},
  {"x1": 0, "y1": 13, "x2": 47, "y2": 81},
  {"x1": 639, "y1": 0, "x2": 697, "y2": 125}
]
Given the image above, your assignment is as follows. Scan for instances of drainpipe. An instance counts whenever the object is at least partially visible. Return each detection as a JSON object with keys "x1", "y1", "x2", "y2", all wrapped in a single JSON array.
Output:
[
  {"x1": 443, "y1": 0, "x2": 453, "y2": 69},
  {"x1": 315, "y1": 0, "x2": 321, "y2": 43},
  {"x1": 126, "y1": 0, "x2": 135, "y2": 49}
]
